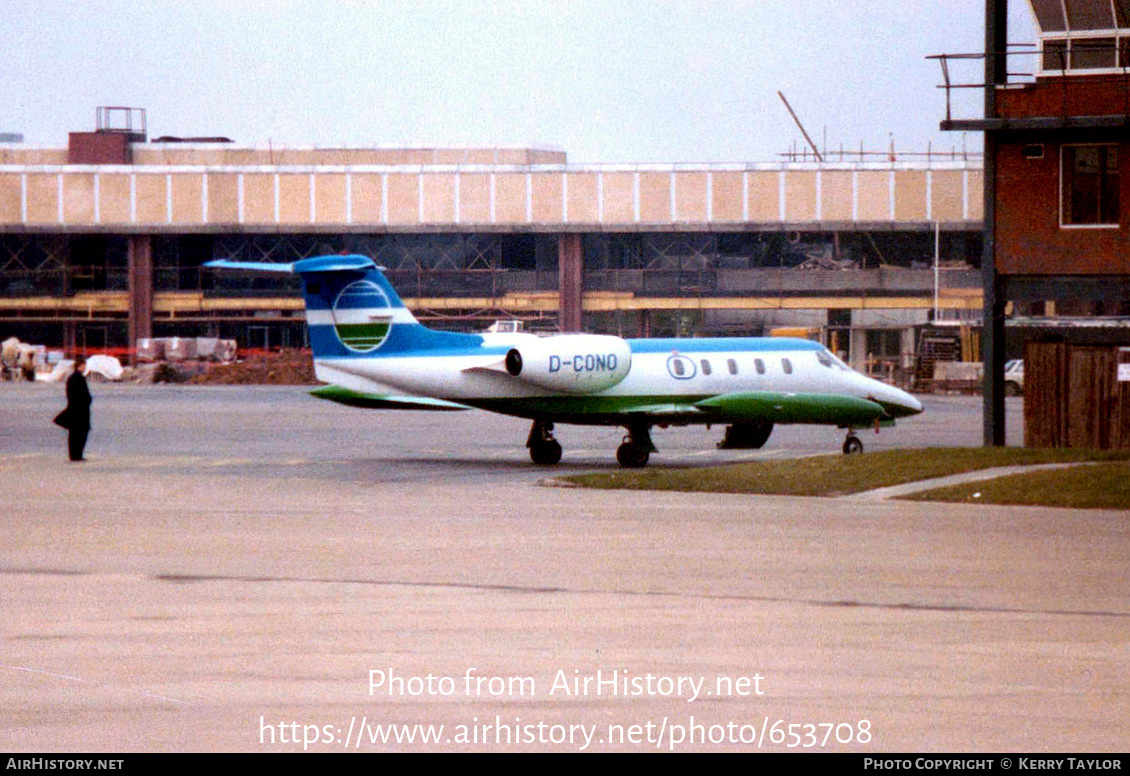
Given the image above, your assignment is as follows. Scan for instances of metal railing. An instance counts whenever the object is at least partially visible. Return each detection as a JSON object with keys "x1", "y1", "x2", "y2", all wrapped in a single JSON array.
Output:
[
  {"x1": 929, "y1": 44, "x2": 1130, "y2": 124},
  {"x1": 95, "y1": 106, "x2": 147, "y2": 137},
  {"x1": 778, "y1": 146, "x2": 982, "y2": 163}
]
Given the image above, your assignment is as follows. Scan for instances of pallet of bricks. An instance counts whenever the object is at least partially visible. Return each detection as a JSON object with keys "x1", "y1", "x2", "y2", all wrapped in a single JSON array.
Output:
[{"x1": 137, "y1": 337, "x2": 237, "y2": 363}]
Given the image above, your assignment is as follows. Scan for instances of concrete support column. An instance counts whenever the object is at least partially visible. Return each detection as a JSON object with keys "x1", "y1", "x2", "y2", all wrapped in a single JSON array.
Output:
[
  {"x1": 128, "y1": 234, "x2": 153, "y2": 365},
  {"x1": 558, "y1": 233, "x2": 583, "y2": 332},
  {"x1": 63, "y1": 322, "x2": 78, "y2": 357},
  {"x1": 849, "y1": 326, "x2": 868, "y2": 373}
]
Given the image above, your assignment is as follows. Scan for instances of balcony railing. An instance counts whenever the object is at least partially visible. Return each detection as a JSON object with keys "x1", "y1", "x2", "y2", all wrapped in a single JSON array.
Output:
[{"x1": 929, "y1": 44, "x2": 1130, "y2": 129}]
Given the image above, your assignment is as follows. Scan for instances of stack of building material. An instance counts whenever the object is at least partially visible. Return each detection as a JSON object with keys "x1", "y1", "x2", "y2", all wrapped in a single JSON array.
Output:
[
  {"x1": 194, "y1": 337, "x2": 237, "y2": 362},
  {"x1": 1, "y1": 337, "x2": 40, "y2": 380},
  {"x1": 136, "y1": 337, "x2": 237, "y2": 363},
  {"x1": 164, "y1": 338, "x2": 198, "y2": 361},
  {"x1": 136, "y1": 338, "x2": 164, "y2": 361}
]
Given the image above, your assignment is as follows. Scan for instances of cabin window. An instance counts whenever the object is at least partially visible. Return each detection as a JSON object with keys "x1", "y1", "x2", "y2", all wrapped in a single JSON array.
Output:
[
  {"x1": 727, "y1": 358, "x2": 738, "y2": 375},
  {"x1": 672, "y1": 359, "x2": 686, "y2": 377},
  {"x1": 1062, "y1": 145, "x2": 1120, "y2": 226},
  {"x1": 700, "y1": 359, "x2": 712, "y2": 376},
  {"x1": 782, "y1": 358, "x2": 793, "y2": 374},
  {"x1": 754, "y1": 358, "x2": 765, "y2": 375}
]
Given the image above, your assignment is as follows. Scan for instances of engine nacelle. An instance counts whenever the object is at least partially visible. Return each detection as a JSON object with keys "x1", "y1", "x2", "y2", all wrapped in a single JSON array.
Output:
[{"x1": 504, "y1": 334, "x2": 631, "y2": 394}]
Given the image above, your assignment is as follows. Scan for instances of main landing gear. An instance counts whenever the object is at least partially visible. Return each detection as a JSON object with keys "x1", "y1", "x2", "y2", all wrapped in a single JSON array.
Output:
[
  {"x1": 527, "y1": 419, "x2": 657, "y2": 468},
  {"x1": 616, "y1": 422, "x2": 656, "y2": 469},
  {"x1": 527, "y1": 420, "x2": 563, "y2": 465}
]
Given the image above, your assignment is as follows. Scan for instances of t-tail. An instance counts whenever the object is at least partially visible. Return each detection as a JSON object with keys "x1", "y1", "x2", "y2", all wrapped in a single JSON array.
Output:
[{"x1": 204, "y1": 255, "x2": 481, "y2": 365}]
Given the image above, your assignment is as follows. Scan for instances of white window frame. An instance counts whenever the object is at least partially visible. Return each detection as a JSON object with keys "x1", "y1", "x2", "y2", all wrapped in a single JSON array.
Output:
[{"x1": 1060, "y1": 143, "x2": 1121, "y2": 229}]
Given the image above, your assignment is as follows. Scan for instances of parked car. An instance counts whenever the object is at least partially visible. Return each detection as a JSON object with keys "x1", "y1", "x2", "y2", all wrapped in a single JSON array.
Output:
[{"x1": 1004, "y1": 359, "x2": 1024, "y2": 396}]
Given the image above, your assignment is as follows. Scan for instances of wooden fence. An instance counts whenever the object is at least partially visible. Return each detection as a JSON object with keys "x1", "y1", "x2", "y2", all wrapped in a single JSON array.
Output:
[{"x1": 1024, "y1": 342, "x2": 1130, "y2": 449}]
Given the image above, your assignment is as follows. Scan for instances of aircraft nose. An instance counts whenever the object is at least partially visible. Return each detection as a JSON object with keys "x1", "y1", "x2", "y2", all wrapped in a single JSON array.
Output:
[
  {"x1": 862, "y1": 376, "x2": 922, "y2": 418},
  {"x1": 879, "y1": 385, "x2": 923, "y2": 417}
]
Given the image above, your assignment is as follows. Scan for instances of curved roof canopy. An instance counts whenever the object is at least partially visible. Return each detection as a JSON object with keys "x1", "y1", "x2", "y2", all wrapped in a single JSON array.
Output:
[{"x1": 1029, "y1": 0, "x2": 1130, "y2": 32}]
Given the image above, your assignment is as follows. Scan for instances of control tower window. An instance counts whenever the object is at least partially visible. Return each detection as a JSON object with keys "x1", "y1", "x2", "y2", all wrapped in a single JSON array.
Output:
[
  {"x1": 1072, "y1": 37, "x2": 1116, "y2": 68},
  {"x1": 1062, "y1": 145, "x2": 1120, "y2": 226},
  {"x1": 1033, "y1": 0, "x2": 1126, "y2": 72},
  {"x1": 1043, "y1": 39, "x2": 1068, "y2": 69},
  {"x1": 1042, "y1": 38, "x2": 1117, "y2": 70}
]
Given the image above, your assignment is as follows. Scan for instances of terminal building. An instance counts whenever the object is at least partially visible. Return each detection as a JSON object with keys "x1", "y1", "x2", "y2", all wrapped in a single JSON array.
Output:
[{"x1": 1, "y1": 107, "x2": 984, "y2": 376}]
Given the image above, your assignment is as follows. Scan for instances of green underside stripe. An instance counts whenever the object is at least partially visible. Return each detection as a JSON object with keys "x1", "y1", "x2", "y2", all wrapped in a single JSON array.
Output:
[
  {"x1": 466, "y1": 395, "x2": 708, "y2": 416},
  {"x1": 312, "y1": 387, "x2": 894, "y2": 426},
  {"x1": 467, "y1": 392, "x2": 888, "y2": 425}
]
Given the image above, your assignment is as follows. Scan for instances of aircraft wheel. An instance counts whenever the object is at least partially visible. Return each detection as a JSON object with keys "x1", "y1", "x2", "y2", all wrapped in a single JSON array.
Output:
[
  {"x1": 842, "y1": 435, "x2": 863, "y2": 455},
  {"x1": 530, "y1": 439, "x2": 563, "y2": 465},
  {"x1": 616, "y1": 441, "x2": 650, "y2": 468}
]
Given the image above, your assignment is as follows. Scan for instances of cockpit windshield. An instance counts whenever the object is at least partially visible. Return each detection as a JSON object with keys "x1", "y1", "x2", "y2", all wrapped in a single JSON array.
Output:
[{"x1": 816, "y1": 347, "x2": 851, "y2": 372}]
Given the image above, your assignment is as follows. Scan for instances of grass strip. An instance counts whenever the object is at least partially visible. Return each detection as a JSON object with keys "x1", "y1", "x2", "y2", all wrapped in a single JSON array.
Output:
[
  {"x1": 900, "y1": 461, "x2": 1130, "y2": 510},
  {"x1": 563, "y1": 447, "x2": 1130, "y2": 498}
]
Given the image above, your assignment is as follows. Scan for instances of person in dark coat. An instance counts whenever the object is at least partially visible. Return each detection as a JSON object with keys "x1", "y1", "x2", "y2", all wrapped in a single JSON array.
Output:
[{"x1": 64, "y1": 355, "x2": 92, "y2": 461}]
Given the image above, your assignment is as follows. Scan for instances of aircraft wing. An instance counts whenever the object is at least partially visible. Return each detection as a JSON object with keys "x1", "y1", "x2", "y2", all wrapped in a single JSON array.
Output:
[
  {"x1": 606, "y1": 392, "x2": 888, "y2": 427},
  {"x1": 310, "y1": 385, "x2": 470, "y2": 411},
  {"x1": 692, "y1": 391, "x2": 888, "y2": 426},
  {"x1": 619, "y1": 403, "x2": 709, "y2": 421}
]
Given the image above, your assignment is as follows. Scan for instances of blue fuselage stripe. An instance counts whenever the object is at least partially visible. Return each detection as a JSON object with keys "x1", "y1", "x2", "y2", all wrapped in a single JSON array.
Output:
[
  {"x1": 626, "y1": 337, "x2": 823, "y2": 354},
  {"x1": 308, "y1": 325, "x2": 822, "y2": 360}
]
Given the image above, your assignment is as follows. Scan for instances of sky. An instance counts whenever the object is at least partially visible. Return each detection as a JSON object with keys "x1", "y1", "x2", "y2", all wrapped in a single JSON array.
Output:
[{"x1": 2, "y1": 0, "x2": 1039, "y2": 163}]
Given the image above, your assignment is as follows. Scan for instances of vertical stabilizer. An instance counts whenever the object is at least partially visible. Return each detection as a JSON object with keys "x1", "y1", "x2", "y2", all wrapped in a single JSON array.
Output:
[{"x1": 206, "y1": 254, "x2": 481, "y2": 361}]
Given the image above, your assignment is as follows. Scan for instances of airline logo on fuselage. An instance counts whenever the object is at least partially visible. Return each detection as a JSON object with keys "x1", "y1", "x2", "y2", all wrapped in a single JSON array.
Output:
[
  {"x1": 548, "y1": 353, "x2": 620, "y2": 374},
  {"x1": 331, "y1": 280, "x2": 393, "y2": 353}
]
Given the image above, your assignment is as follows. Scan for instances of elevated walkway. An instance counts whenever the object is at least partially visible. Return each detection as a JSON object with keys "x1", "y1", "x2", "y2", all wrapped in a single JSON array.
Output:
[{"x1": 0, "y1": 154, "x2": 981, "y2": 233}]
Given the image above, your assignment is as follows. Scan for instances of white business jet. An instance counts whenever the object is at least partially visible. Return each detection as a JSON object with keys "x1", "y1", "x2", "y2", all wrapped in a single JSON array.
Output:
[{"x1": 207, "y1": 255, "x2": 922, "y2": 467}]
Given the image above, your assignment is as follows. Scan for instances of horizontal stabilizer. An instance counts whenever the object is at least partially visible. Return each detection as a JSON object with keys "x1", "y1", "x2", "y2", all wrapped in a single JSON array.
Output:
[
  {"x1": 205, "y1": 255, "x2": 381, "y2": 274},
  {"x1": 310, "y1": 385, "x2": 469, "y2": 411},
  {"x1": 203, "y1": 259, "x2": 296, "y2": 273}
]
